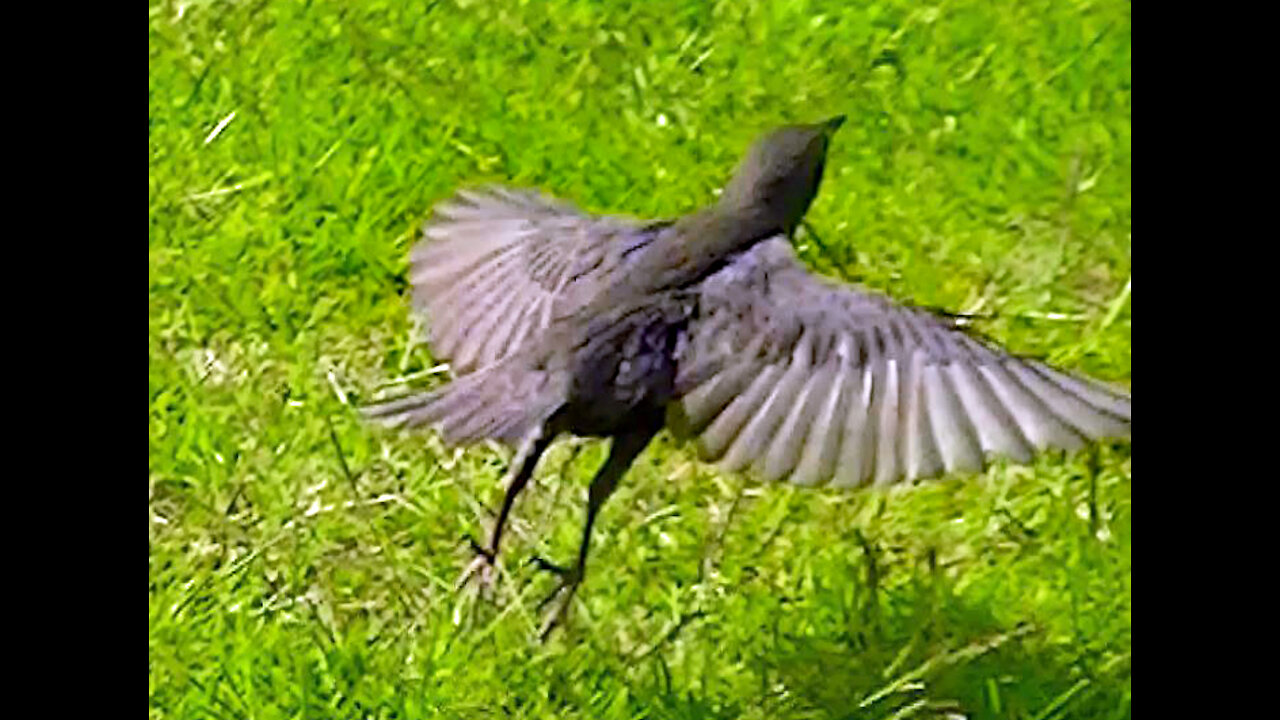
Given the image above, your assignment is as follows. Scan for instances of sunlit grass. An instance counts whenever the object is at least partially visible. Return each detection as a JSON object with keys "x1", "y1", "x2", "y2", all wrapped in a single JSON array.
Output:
[{"x1": 149, "y1": 1, "x2": 1131, "y2": 717}]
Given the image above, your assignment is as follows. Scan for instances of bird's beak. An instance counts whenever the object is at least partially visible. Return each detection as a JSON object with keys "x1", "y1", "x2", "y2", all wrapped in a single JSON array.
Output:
[{"x1": 823, "y1": 115, "x2": 847, "y2": 134}]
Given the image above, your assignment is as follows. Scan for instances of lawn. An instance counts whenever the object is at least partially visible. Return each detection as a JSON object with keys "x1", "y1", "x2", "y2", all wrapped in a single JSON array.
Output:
[{"x1": 149, "y1": 1, "x2": 1131, "y2": 717}]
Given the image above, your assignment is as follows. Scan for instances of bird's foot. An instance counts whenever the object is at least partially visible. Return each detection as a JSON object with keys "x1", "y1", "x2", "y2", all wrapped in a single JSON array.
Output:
[
  {"x1": 529, "y1": 555, "x2": 582, "y2": 641},
  {"x1": 455, "y1": 534, "x2": 499, "y2": 598}
]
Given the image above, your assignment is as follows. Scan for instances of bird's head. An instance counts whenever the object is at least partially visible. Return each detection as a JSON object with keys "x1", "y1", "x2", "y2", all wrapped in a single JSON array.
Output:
[{"x1": 717, "y1": 115, "x2": 844, "y2": 235}]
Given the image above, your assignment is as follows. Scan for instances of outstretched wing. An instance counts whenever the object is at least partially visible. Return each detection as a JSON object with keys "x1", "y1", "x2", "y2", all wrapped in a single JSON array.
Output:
[
  {"x1": 671, "y1": 237, "x2": 1131, "y2": 488},
  {"x1": 409, "y1": 187, "x2": 664, "y2": 374}
]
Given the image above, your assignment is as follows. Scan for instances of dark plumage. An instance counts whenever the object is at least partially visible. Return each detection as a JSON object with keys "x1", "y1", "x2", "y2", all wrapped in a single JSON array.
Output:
[{"x1": 364, "y1": 117, "x2": 1131, "y2": 637}]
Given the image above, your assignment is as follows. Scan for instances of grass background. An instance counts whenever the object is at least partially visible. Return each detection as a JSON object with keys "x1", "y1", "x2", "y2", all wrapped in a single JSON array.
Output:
[{"x1": 149, "y1": 1, "x2": 1131, "y2": 717}]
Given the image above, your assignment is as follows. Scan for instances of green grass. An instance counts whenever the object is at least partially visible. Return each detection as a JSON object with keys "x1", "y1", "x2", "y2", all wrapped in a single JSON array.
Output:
[{"x1": 149, "y1": 1, "x2": 1131, "y2": 717}]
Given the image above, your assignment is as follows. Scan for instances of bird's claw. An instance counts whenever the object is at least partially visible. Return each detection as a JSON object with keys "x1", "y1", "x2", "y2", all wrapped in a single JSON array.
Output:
[
  {"x1": 527, "y1": 554, "x2": 570, "y2": 577},
  {"x1": 455, "y1": 534, "x2": 499, "y2": 596},
  {"x1": 531, "y1": 556, "x2": 583, "y2": 641}
]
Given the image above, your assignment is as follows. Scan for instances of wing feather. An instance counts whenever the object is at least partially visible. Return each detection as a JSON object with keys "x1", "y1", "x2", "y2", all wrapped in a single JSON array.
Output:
[
  {"x1": 409, "y1": 186, "x2": 658, "y2": 374},
  {"x1": 791, "y1": 357, "x2": 851, "y2": 486},
  {"x1": 723, "y1": 333, "x2": 814, "y2": 472},
  {"x1": 699, "y1": 365, "x2": 784, "y2": 462},
  {"x1": 674, "y1": 236, "x2": 1130, "y2": 488}
]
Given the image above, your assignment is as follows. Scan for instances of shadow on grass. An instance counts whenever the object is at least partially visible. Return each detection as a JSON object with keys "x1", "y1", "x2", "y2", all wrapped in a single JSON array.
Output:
[{"x1": 619, "y1": 587, "x2": 1131, "y2": 720}]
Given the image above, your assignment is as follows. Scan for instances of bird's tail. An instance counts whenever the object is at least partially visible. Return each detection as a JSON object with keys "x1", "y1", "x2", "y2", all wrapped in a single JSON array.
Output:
[{"x1": 362, "y1": 365, "x2": 568, "y2": 446}]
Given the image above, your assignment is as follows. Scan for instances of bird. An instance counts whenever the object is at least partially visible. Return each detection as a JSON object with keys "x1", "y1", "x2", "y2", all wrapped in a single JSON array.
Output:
[{"x1": 364, "y1": 116, "x2": 1131, "y2": 638}]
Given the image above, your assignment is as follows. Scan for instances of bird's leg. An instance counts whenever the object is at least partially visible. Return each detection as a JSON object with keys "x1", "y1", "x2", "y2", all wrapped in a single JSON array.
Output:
[
  {"x1": 456, "y1": 430, "x2": 553, "y2": 594},
  {"x1": 534, "y1": 424, "x2": 659, "y2": 640}
]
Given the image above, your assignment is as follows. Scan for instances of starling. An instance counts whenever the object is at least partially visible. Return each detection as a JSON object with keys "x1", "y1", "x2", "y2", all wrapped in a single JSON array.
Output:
[{"x1": 365, "y1": 117, "x2": 1131, "y2": 637}]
